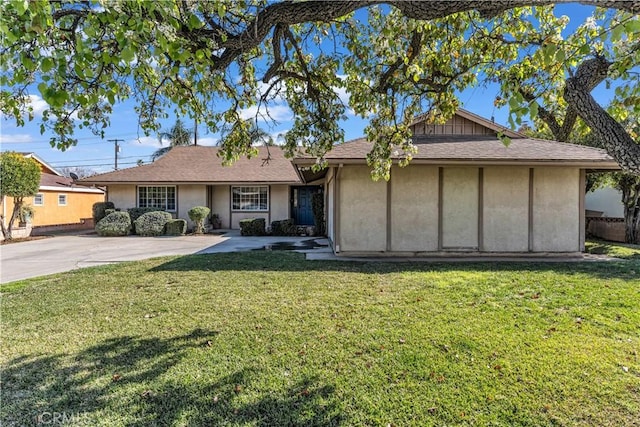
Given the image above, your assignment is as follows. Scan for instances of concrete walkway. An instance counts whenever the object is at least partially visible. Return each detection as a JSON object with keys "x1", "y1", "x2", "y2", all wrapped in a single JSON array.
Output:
[
  {"x1": 0, "y1": 230, "x2": 328, "y2": 283},
  {"x1": 0, "y1": 229, "x2": 616, "y2": 284}
]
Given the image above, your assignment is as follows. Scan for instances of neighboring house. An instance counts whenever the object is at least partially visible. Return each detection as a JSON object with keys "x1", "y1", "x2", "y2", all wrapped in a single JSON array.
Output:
[
  {"x1": 80, "y1": 110, "x2": 619, "y2": 255},
  {"x1": 79, "y1": 146, "x2": 319, "y2": 229},
  {"x1": 1, "y1": 153, "x2": 105, "y2": 235},
  {"x1": 294, "y1": 109, "x2": 619, "y2": 255}
]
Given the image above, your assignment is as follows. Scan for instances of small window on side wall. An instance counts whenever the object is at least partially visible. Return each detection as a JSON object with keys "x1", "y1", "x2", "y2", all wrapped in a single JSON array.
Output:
[
  {"x1": 58, "y1": 194, "x2": 67, "y2": 206},
  {"x1": 34, "y1": 193, "x2": 44, "y2": 206}
]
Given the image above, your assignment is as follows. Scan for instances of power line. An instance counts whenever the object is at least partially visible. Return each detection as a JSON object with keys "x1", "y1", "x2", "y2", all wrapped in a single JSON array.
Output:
[
  {"x1": 0, "y1": 132, "x2": 153, "y2": 145},
  {"x1": 49, "y1": 155, "x2": 145, "y2": 165},
  {"x1": 54, "y1": 161, "x2": 142, "y2": 168}
]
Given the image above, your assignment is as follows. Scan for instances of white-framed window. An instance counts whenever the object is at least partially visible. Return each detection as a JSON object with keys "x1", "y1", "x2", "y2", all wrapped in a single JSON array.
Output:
[
  {"x1": 58, "y1": 194, "x2": 67, "y2": 206},
  {"x1": 34, "y1": 193, "x2": 44, "y2": 206},
  {"x1": 232, "y1": 186, "x2": 268, "y2": 211},
  {"x1": 138, "y1": 186, "x2": 176, "y2": 211}
]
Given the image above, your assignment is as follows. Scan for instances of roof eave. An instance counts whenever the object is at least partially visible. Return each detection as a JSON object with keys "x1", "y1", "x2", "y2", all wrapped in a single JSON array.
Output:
[{"x1": 295, "y1": 158, "x2": 620, "y2": 169}]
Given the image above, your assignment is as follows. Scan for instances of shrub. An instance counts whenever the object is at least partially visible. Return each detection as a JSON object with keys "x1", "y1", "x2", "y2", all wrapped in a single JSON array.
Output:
[
  {"x1": 210, "y1": 213, "x2": 222, "y2": 229},
  {"x1": 312, "y1": 191, "x2": 325, "y2": 236},
  {"x1": 164, "y1": 219, "x2": 187, "y2": 236},
  {"x1": 134, "y1": 211, "x2": 173, "y2": 237},
  {"x1": 239, "y1": 218, "x2": 266, "y2": 236},
  {"x1": 128, "y1": 207, "x2": 165, "y2": 234},
  {"x1": 93, "y1": 201, "x2": 115, "y2": 224},
  {"x1": 104, "y1": 208, "x2": 116, "y2": 216},
  {"x1": 271, "y1": 219, "x2": 297, "y2": 236},
  {"x1": 96, "y1": 211, "x2": 131, "y2": 237},
  {"x1": 188, "y1": 206, "x2": 210, "y2": 234}
]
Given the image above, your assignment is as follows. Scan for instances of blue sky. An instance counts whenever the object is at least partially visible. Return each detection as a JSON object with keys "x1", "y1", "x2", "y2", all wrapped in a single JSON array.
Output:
[{"x1": 0, "y1": 3, "x2": 611, "y2": 174}]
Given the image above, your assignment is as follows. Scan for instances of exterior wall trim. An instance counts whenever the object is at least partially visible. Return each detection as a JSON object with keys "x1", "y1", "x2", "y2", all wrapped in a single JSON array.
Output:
[
  {"x1": 437, "y1": 167, "x2": 443, "y2": 251},
  {"x1": 478, "y1": 168, "x2": 484, "y2": 252},
  {"x1": 528, "y1": 168, "x2": 534, "y2": 252},
  {"x1": 335, "y1": 165, "x2": 343, "y2": 253},
  {"x1": 386, "y1": 175, "x2": 392, "y2": 252},
  {"x1": 579, "y1": 169, "x2": 586, "y2": 251}
]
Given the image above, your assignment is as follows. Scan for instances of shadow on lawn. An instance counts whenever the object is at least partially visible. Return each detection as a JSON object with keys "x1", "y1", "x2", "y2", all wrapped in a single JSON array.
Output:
[
  {"x1": 1, "y1": 328, "x2": 342, "y2": 426},
  {"x1": 149, "y1": 251, "x2": 639, "y2": 281}
]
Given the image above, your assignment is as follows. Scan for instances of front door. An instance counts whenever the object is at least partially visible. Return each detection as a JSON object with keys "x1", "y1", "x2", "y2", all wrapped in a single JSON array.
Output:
[{"x1": 292, "y1": 186, "x2": 317, "y2": 225}]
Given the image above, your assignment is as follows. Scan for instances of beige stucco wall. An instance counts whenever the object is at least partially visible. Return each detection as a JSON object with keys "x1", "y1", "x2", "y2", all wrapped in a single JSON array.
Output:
[
  {"x1": 442, "y1": 167, "x2": 479, "y2": 248},
  {"x1": 326, "y1": 168, "x2": 335, "y2": 245},
  {"x1": 533, "y1": 168, "x2": 580, "y2": 252},
  {"x1": 211, "y1": 185, "x2": 231, "y2": 228},
  {"x1": 483, "y1": 167, "x2": 530, "y2": 252},
  {"x1": 178, "y1": 185, "x2": 207, "y2": 226},
  {"x1": 228, "y1": 185, "x2": 289, "y2": 229},
  {"x1": 107, "y1": 185, "x2": 137, "y2": 210},
  {"x1": 338, "y1": 165, "x2": 387, "y2": 252},
  {"x1": 270, "y1": 185, "x2": 290, "y2": 222},
  {"x1": 390, "y1": 166, "x2": 439, "y2": 251}
]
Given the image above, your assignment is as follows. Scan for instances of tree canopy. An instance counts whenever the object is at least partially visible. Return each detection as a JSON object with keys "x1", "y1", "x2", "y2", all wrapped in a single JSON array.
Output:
[
  {"x1": 1, "y1": 1, "x2": 639, "y2": 179},
  {"x1": 0, "y1": 152, "x2": 41, "y2": 239}
]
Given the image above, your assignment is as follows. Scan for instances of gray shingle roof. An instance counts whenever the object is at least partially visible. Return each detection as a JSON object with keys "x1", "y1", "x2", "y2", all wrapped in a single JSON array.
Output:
[
  {"x1": 294, "y1": 135, "x2": 618, "y2": 167},
  {"x1": 80, "y1": 146, "x2": 301, "y2": 184}
]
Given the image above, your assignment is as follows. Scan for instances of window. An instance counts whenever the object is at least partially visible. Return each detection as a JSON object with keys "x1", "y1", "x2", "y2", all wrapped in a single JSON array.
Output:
[
  {"x1": 232, "y1": 186, "x2": 268, "y2": 211},
  {"x1": 138, "y1": 186, "x2": 176, "y2": 211},
  {"x1": 58, "y1": 194, "x2": 67, "y2": 206},
  {"x1": 34, "y1": 193, "x2": 44, "y2": 206}
]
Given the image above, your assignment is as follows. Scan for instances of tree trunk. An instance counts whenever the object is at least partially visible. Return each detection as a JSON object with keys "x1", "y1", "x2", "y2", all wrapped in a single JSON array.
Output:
[
  {"x1": 2, "y1": 197, "x2": 25, "y2": 241},
  {"x1": 619, "y1": 177, "x2": 640, "y2": 244},
  {"x1": 564, "y1": 56, "x2": 640, "y2": 175}
]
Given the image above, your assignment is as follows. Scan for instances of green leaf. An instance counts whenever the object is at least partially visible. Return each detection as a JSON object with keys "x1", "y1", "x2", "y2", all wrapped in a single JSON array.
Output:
[
  {"x1": 14, "y1": 0, "x2": 29, "y2": 16},
  {"x1": 41, "y1": 58, "x2": 54, "y2": 72},
  {"x1": 121, "y1": 46, "x2": 135, "y2": 62}
]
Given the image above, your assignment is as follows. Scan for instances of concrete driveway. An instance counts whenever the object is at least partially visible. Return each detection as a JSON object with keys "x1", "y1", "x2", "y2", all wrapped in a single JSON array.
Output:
[{"x1": 0, "y1": 231, "x2": 329, "y2": 284}]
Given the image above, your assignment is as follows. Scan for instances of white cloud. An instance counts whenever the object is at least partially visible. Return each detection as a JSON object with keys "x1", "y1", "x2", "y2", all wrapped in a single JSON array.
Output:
[
  {"x1": 239, "y1": 104, "x2": 293, "y2": 123},
  {"x1": 28, "y1": 95, "x2": 49, "y2": 117},
  {"x1": 0, "y1": 133, "x2": 33, "y2": 144},
  {"x1": 130, "y1": 136, "x2": 161, "y2": 147},
  {"x1": 195, "y1": 137, "x2": 219, "y2": 146}
]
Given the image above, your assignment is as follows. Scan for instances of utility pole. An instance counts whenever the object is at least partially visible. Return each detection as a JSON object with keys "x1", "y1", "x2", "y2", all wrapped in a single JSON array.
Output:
[{"x1": 108, "y1": 139, "x2": 123, "y2": 170}]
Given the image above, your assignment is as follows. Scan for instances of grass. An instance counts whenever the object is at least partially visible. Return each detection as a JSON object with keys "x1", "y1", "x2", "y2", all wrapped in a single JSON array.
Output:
[
  {"x1": 585, "y1": 239, "x2": 640, "y2": 260},
  {"x1": 2, "y1": 252, "x2": 639, "y2": 426}
]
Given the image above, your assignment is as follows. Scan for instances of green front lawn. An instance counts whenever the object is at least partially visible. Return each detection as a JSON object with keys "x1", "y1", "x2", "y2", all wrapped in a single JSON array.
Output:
[
  {"x1": 586, "y1": 239, "x2": 640, "y2": 260},
  {"x1": 2, "y1": 253, "x2": 639, "y2": 426}
]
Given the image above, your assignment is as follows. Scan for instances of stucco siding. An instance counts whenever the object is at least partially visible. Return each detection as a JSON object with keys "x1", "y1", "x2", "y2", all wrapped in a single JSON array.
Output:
[
  {"x1": 270, "y1": 185, "x2": 290, "y2": 222},
  {"x1": 442, "y1": 167, "x2": 479, "y2": 249},
  {"x1": 212, "y1": 185, "x2": 231, "y2": 228},
  {"x1": 178, "y1": 185, "x2": 207, "y2": 226},
  {"x1": 390, "y1": 166, "x2": 439, "y2": 251},
  {"x1": 533, "y1": 168, "x2": 580, "y2": 252},
  {"x1": 3, "y1": 191, "x2": 103, "y2": 227},
  {"x1": 482, "y1": 167, "x2": 530, "y2": 252},
  {"x1": 338, "y1": 166, "x2": 387, "y2": 252},
  {"x1": 326, "y1": 168, "x2": 335, "y2": 245},
  {"x1": 231, "y1": 212, "x2": 269, "y2": 229},
  {"x1": 108, "y1": 185, "x2": 137, "y2": 210}
]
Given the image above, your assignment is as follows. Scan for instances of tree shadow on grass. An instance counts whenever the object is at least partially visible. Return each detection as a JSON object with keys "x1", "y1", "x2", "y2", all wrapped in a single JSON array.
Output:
[
  {"x1": 148, "y1": 251, "x2": 640, "y2": 281},
  {"x1": 2, "y1": 328, "x2": 342, "y2": 426}
]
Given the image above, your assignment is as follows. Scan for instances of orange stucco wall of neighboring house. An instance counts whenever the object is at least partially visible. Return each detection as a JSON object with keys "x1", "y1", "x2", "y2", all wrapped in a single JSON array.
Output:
[{"x1": 2, "y1": 190, "x2": 105, "y2": 227}]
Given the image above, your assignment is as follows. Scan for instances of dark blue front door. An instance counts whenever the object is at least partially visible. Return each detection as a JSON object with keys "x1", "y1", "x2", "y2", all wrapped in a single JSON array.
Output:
[{"x1": 292, "y1": 187, "x2": 316, "y2": 225}]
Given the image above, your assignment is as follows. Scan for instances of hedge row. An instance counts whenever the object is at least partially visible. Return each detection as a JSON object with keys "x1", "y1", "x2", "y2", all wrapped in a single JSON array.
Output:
[
  {"x1": 96, "y1": 212, "x2": 188, "y2": 237},
  {"x1": 271, "y1": 219, "x2": 297, "y2": 236},
  {"x1": 135, "y1": 211, "x2": 173, "y2": 236},
  {"x1": 239, "y1": 218, "x2": 266, "y2": 236}
]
